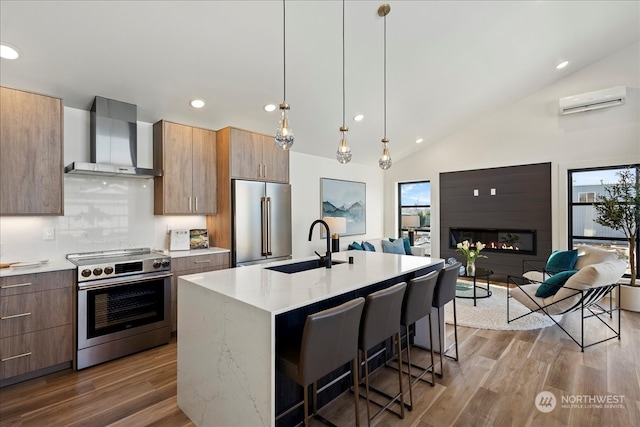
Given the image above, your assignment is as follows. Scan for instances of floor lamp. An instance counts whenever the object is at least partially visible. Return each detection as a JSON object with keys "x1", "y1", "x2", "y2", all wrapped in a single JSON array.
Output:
[
  {"x1": 323, "y1": 217, "x2": 347, "y2": 252},
  {"x1": 402, "y1": 215, "x2": 420, "y2": 246}
]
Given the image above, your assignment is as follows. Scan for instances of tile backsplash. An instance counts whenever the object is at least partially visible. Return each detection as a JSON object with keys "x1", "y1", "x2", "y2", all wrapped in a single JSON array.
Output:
[{"x1": 0, "y1": 175, "x2": 207, "y2": 262}]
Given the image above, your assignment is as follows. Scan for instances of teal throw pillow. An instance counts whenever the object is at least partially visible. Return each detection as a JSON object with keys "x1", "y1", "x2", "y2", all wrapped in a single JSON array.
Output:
[
  {"x1": 389, "y1": 238, "x2": 413, "y2": 255},
  {"x1": 362, "y1": 241, "x2": 376, "y2": 252},
  {"x1": 381, "y1": 238, "x2": 406, "y2": 255},
  {"x1": 545, "y1": 250, "x2": 578, "y2": 275},
  {"x1": 348, "y1": 242, "x2": 363, "y2": 250},
  {"x1": 535, "y1": 269, "x2": 578, "y2": 298}
]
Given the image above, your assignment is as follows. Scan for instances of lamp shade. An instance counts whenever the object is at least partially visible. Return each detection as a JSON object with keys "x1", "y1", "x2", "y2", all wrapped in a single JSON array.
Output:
[
  {"x1": 323, "y1": 216, "x2": 347, "y2": 235},
  {"x1": 401, "y1": 215, "x2": 420, "y2": 228}
]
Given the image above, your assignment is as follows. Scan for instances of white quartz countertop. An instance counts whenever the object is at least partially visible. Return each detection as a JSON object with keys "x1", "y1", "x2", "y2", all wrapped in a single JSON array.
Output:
[
  {"x1": 167, "y1": 247, "x2": 230, "y2": 258},
  {"x1": 0, "y1": 258, "x2": 76, "y2": 278},
  {"x1": 179, "y1": 251, "x2": 444, "y2": 315}
]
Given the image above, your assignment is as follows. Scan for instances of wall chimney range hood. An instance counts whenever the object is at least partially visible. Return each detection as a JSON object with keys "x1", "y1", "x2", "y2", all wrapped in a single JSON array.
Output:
[{"x1": 65, "y1": 96, "x2": 162, "y2": 178}]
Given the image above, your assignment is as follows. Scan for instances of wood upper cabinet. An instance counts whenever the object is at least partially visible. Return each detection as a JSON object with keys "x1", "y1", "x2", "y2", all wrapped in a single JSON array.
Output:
[
  {"x1": 221, "y1": 127, "x2": 289, "y2": 183},
  {"x1": 153, "y1": 120, "x2": 217, "y2": 215},
  {"x1": 0, "y1": 86, "x2": 64, "y2": 215}
]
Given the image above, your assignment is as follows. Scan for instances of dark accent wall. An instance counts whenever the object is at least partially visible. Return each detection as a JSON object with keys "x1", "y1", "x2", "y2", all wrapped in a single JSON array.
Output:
[{"x1": 440, "y1": 162, "x2": 551, "y2": 282}]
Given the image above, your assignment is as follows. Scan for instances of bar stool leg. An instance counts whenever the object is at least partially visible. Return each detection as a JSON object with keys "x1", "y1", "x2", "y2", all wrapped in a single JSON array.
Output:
[
  {"x1": 304, "y1": 384, "x2": 310, "y2": 427},
  {"x1": 405, "y1": 331, "x2": 414, "y2": 409},
  {"x1": 353, "y1": 358, "x2": 361, "y2": 427},
  {"x1": 362, "y1": 351, "x2": 372, "y2": 425},
  {"x1": 452, "y1": 298, "x2": 459, "y2": 361},
  {"x1": 428, "y1": 313, "x2": 435, "y2": 385},
  {"x1": 395, "y1": 331, "x2": 405, "y2": 419},
  {"x1": 436, "y1": 306, "x2": 444, "y2": 377}
]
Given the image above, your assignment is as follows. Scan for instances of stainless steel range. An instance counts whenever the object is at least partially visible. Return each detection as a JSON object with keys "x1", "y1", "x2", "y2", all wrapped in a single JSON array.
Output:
[{"x1": 67, "y1": 248, "x2": 172, "y2": 370}]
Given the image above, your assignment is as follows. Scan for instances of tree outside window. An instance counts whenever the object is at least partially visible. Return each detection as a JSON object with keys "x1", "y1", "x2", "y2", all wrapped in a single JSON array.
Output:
[{"x1": 569, "y1": 165, "x2": 639, "y2": 280}]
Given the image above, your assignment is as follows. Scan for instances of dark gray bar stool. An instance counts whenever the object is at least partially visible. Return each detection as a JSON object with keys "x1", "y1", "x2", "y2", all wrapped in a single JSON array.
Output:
[
  {"x1": 433, "y1": 262, "x2": 461, "y2": 377},
  {"x1": 358, "y1": 282, "x2": 407, "y2": 425},
  {"x1": 276, "y1": 297, "x2": 365, "y2": 427},
  {"x1": 400, "y1": 270, "x2": 439, "y2": 409}
]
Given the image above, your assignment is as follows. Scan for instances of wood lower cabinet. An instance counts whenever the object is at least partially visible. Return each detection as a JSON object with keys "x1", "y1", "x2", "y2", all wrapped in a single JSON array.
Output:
[
  {"x1": 0, "y1": 86, "x2": 64, "y2": 215},
  {"x1": 153, "y1": 120, "x2": 217, "y2": 215},
  {"x1": 170, "y1": 252, "x2": 230, "y2": 332},
  {"x1": 0, "y1": 270, "x2": 74, "y2": 384}
]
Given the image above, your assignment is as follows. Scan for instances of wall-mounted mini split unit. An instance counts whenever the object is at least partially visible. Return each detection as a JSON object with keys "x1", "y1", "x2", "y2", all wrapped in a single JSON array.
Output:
[{"x1": 558, "y1": 86, "x2": 626, "y2": 115}]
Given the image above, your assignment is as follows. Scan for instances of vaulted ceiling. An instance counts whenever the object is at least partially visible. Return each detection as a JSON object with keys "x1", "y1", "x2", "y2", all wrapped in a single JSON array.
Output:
[{"x1": 1, "y1": 1, "x2": 638, "y2": 166}]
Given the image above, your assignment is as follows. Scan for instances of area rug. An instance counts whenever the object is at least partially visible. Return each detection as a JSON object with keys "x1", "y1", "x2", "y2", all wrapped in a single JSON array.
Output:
[{"x1": 445, "y1": 283, "x2": 560, "y2": 331}]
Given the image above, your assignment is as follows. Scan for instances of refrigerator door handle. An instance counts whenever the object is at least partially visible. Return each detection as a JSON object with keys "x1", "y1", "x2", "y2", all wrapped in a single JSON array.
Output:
[
  {"x1": 266, "y1": 197, "x2": 273, "y2": 255},
  {"x1": 261, "y1": 197, "x2": 268, "y2": 256}
]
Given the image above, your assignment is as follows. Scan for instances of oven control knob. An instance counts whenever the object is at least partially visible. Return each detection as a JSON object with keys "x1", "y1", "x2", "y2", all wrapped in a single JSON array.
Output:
[
  {"x1": 93, "y1": 268, "x2": 103, "y2": 276},
  {"x1": 153, "y1": 260, "x2": 162, "y2": 269},
  {"x1": 104, "y1": 266, "x2": 114, "y2": 275},
  {"x1": 161, "y1": 259, "x2": 171, "y2": 268},
  {"x1": 81, "y1": 269, "x2": 92, "y2": 278}
]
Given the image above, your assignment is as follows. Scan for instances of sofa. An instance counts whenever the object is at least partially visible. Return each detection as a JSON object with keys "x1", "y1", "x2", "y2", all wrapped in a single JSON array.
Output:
[{"x1": 347, "y1": 237, "x2": 430, "y2": 257}]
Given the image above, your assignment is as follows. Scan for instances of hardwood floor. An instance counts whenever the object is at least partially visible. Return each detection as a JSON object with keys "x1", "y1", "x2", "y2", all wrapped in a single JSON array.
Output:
[{"x1": 1, "y1": 305, "x2": 638, "y2": 427}]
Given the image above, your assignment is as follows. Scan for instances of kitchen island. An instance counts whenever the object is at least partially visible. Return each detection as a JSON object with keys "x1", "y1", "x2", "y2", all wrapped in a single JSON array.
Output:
[{"x1": 177, "y1": 250, "x2": 444, "y2": 427}]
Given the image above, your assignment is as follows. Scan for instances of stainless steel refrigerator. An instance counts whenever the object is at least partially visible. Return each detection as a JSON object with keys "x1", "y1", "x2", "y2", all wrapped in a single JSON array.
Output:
[{"x1": 232, "y1": 179, "x2": 292, "y2": 266}]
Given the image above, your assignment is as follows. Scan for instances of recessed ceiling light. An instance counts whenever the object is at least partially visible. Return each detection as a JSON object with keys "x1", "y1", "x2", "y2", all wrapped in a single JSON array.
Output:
[
  {"x1": 415, "y1": 138, "x2": 423, "y2": 144},
  {"x1": 556, "y1": 60, "x2": 569, "y2": 70},
  {"x1": 190, "y1": 99, "x2": 206, "y2": 109},
  {"x1": 0, "y1": 43, "x2": 20, "y2": 60},
  {"x1": 353, "y1": 114, "x2": 364, "y2": 122},
  {"x1": 264, "y1": 104, "x2": 277, "y2": 112}
]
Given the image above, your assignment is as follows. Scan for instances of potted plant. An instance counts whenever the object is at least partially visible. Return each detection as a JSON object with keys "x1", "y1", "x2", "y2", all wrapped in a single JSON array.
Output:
[{"x1": 594, "y1": 167, "x2": 639, "y2": 311}]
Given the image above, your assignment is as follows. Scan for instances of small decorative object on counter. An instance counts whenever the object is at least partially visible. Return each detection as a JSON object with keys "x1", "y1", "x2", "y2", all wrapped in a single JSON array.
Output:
[
  {"x1": 190, "y1": 229, "x2": 209, "y2": 249},
  {"x1": 456, "y1": 240, "x2": 487, "y2": 276}
]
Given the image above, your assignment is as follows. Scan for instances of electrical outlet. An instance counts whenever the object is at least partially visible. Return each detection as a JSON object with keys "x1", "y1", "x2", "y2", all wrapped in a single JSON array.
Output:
[{"x1": 44, "y1": 227, "x2": 55, "y2": 240}]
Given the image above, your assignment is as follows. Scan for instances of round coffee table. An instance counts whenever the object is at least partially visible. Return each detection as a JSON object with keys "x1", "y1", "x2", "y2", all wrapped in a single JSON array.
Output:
[{"x1": 456, "y1": 267, "x2": 493, "y2": 306}]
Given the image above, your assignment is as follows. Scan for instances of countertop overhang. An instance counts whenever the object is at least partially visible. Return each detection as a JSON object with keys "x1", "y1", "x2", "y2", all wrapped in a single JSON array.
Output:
[{"x1": 179, "y1": 250, "x2": 445, "y2": 315}]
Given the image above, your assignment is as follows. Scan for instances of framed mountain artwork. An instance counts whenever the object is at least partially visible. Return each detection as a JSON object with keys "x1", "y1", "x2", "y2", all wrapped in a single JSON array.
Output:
[{"x1": 320, "y1": 178, "x2": 366, "y2": 237}]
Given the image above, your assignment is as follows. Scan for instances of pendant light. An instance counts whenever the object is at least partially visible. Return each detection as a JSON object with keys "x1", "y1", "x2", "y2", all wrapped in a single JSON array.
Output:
[
  {"x1": 336, "y1": 0, "x2": 352, "y2": 164},
  {"x1": 275, "y1": 0, "x2": 294, "y2": 149},
  {"x1": 378, "y1": 3, "x2": 392, "y2": 170}
]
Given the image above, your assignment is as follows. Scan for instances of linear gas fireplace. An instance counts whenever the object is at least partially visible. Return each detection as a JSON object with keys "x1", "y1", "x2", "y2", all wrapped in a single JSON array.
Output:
[{"x1": 450, "y1": 228, "x2": 536, "y2": 255}]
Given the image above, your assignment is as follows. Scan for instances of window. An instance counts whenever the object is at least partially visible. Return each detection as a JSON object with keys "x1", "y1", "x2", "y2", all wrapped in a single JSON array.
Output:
[
  {"x1": 398, "y1": 181, "x2": 431, "y2": 246},
  {"x1": 578, "y1": 192, "x2": 595, "y2": 203},
  {"x1": 568, "y1": 165, "x2": 639, "y2": 280}
]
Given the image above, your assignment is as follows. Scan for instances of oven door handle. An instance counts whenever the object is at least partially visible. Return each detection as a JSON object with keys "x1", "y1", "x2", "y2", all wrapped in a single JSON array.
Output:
[{"x1": 78, "y1": 272, "x2": 173, "y2": 291}]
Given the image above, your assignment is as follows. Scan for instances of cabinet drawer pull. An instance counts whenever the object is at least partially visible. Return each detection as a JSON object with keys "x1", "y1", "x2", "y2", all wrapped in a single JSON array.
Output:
[
  {"x1": 263, "y1": 164, "x2": 267, "y2": 177},
  {"x1": 194, "y1": 196, "x2": 198, "y2": 212},
  {"x1": 0, "y1": 282, "x2": 32, "y2": 289},
  {"x1": 188, "y1": 196, "x2": 193, "y2": 212},
  {"x1": 1, "y1": 352, "x2": 31, "y2": 362},
  {"x1": 194, "y1": 260, "x2": 212, "y2": 264},
  {"x1": 1, "y1": 312, "x2": 31, "y2": 320}
]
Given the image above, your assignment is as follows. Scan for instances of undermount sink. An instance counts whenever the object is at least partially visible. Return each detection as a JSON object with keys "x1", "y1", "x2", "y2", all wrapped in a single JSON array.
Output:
[{"x1": 265, "y1": 259, "x2": 346, "y2": 274}]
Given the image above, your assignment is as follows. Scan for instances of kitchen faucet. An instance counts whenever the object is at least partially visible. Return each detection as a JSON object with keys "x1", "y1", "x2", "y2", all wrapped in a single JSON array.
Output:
[{"x1": 308, "y1": 219, "x2": 332, "y2": 268}]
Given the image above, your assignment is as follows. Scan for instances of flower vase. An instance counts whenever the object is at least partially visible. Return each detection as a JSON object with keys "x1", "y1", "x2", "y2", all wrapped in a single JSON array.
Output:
[{"x1": 466, "y1": 259, "x2": 476, "y2": 276}]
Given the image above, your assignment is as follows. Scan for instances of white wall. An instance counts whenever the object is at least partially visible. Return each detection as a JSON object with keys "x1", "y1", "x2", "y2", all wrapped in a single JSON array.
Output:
[
  {"x1": 383, "y1": 41, "x2": 640, "y2": 257},
  {"x1": 290, "y1": 152, "x2": 383, "y2": 258}
]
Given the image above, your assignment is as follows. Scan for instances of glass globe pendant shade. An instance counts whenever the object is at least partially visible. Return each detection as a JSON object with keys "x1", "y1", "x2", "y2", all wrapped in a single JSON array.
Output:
[
  {"x1": 378, "y1": 139, "x2": 392, "y2": 170},
  {"x1": 336, "y1": 126, "x2": 352, "y2": 164},
  {"x1": 275, "y1": 103, "x2": 294, "y2": 149}
]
